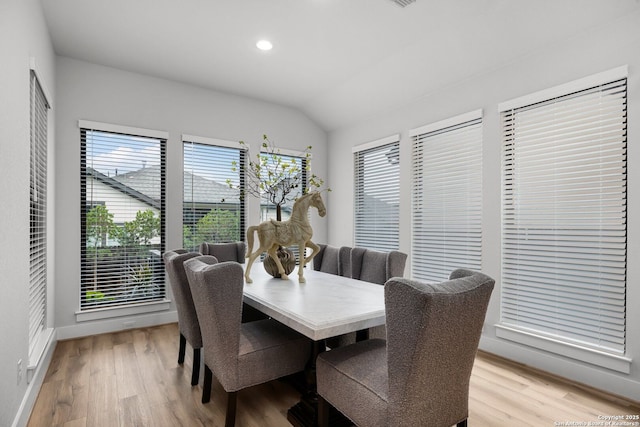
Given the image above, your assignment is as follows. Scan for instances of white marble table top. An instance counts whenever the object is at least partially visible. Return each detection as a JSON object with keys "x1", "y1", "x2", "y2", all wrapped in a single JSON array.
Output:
[{"x1": 243, "y1": 264, "x2": 385, "y2": 341}]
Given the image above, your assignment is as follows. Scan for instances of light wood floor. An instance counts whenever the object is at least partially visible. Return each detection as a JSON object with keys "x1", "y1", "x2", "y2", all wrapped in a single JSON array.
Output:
[{"x1": 28, "y1": 323, "x2": 639, "y2": 427}]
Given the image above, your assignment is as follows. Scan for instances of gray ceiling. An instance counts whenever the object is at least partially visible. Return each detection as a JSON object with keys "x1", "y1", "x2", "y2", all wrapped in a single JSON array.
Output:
[{"x1": 41, "y1": 0, "x2": 639, "y2": 131}]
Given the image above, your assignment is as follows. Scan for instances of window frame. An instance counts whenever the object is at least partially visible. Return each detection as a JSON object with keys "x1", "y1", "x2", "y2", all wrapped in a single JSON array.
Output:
[
  {"x1": 258, "y1": 147, "x2": 308, "y2": 222},
  {"x1": 409, "y1": 110, "x2": 483, "y2": 282},
  {"x1": 497, "y1": 66, "x2": 630, "y2": 373},
  {"x1": 352, "y1": 134, "x2": 401, "y2": 252},
  {"x1": 29, "y1": 61, "x2": 54, "y2": 369},
  {"x1": 258, "y1": 147, "x2": 308, "y2": 260},
  {"x1": 77, "y1": 120, "x2": 169, "y2": 321},
  {"x1": 182, "y1": 135, "x2": 246, "y2": 250}
]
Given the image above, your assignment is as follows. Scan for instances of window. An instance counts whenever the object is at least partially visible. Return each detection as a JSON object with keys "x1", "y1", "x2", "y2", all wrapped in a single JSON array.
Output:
[
  {"x1": 183, "y1": 136, "x2": 245, "y2": 249},
  {"x1": 409, "y1": 111, "x2": 483, "y2": 282},
  {"x1": 29, "y1": 68, "x2": 50, "y2": 357},
  {"x1": 80, "y1": 122, "x2": 167, "y2": 311},
  {"x1": 259, "y1": 150, "x2": 307, "y2": 260},
  {"x1": 353, "y1": 135, "x2": 400, "y2": 251},
  {"x1": 259, "y1": 151, "x2": 307, "y2": 222},
  {"x1": 498, "y1": 67, "x2": 628, "y2": 369}
]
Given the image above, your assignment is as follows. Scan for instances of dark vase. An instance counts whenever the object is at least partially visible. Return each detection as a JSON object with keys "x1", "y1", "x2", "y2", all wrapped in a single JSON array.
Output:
[{"x1": 263, "y1": 246, "x2": 296, "y2": 278}]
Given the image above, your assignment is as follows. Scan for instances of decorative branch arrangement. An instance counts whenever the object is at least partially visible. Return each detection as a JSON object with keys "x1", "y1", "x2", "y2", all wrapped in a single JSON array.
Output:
[{"x1": 228, "y1": 134, "x2": 328, "y2": 221}]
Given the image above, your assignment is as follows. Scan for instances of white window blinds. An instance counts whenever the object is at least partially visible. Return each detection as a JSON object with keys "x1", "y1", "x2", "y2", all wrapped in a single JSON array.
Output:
[
  {"x1": 259, "y1": 153, "x2": 306, "y2": 223},
  {"x1": 259, "y1": 151, "x2": 307, "y2": 260},
  {"x1": 410, "y1": 111, "x2": 483, "y2": 282},
  {"x1": 80, "y1": 123, "x2": 167, "y2": 310},
  {"x1": 183, "y1": 137, "x2": 245, "y2": 250},
  {"x1": 500, "y1": 68, "x2": 627, "y2": 355},
  {"x1": 29, "y1": 70, "x2": 49, "y2": 355},
  {"x1": 353, "y1": 135, "x2": 400, "y2": 252}
]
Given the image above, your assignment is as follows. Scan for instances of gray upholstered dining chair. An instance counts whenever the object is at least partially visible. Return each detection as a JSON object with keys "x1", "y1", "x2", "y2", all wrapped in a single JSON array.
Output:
[
  {"x1": 200, "y1": 241, "x2": 246, "y2": 263},
  {"x1": 184, "y1": 257, "x2": 311, "y2": 427},
  {"x1": 313, "y1": 244, "x2": 352, "y2": 276},
  {"x1": 344, "y1": 247, "x2": 408, "y2": 342},
  {"x1": 313, "y1": 244, "x2": 340, "y2": 274},
  {"x1": 199, "y1": 241, "x2": 266, "y2": 322},
  {"x1": 163, "y1": 249, "x2": 205, "y2": 386},
  {"x1": 316, "y1": 269, "x2": 495, "y2": 427},
  {"x1": 349, "y1": 247, "x2": 407, "y2": 284}
]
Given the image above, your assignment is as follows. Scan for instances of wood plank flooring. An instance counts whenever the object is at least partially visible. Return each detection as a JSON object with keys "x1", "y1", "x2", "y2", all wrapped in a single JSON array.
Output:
[{"x1": 27, "y1": 323, "x2": 639, "y2": 427}]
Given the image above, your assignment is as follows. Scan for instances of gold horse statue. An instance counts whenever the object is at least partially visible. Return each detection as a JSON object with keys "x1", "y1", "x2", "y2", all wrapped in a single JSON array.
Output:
[{"x1": 245, "y1": 191, "x2": 326, "y2": 283}]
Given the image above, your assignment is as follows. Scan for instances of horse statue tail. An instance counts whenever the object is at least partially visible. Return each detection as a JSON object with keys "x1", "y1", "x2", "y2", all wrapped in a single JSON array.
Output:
[{"x1": 245, "y1": 225, "x2": 258, "y2": 258}]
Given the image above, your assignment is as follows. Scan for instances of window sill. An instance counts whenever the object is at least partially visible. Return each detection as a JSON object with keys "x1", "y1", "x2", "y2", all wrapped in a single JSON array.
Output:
[
  {"x1": 495, "y1": 323, "x2": 632, "y2": 374},
  {"x1": 28, "y1": 327, "x2": 55, "y2": 383},
  {"x1": 75, "y1": 299, "x2": 171, "y2": 322}
]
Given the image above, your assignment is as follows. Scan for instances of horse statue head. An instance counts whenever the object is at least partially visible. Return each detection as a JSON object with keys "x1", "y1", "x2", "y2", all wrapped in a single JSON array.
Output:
[{"x1": 304, "y1": 191, "x2": 326, "y2": 218}]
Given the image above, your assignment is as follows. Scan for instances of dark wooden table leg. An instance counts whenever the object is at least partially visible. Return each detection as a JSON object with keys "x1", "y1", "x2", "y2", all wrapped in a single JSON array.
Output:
[
  {"x1": 287, "y1": 340, "x2": 354, "y2": 427},
  {"x1": 287, "y1": 340, "x2": 322, "y2": 427},
  {"x1": 355, "y1": 328, "x2": 369, "y2": 341}
]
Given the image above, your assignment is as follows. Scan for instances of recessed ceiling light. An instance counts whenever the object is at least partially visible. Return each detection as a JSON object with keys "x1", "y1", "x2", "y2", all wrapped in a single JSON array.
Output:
[{"x1": 256, "y1": 40, "x2": 273, "y2": 51}]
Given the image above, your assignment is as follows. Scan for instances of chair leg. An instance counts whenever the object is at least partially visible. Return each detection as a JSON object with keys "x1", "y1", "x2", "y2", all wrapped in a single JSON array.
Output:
[
  {"x1": 191, "y1": 348, "x2": 201, "y2": 386},
  {"x1": 457, "y1": 419, "x2": 468, "y2": 427},
  {"x1": 225, "y1": 391, "x2": 237, "y2": 427},
  {"x1": 178, "y1": 333, "x2": 186, "y2": 364},
  {"x1": 202, "y1": 364, "x2": 213, "y2": 404},
  {"x1": 318, "y1": 395, "x2": 330, "y2": 427}
]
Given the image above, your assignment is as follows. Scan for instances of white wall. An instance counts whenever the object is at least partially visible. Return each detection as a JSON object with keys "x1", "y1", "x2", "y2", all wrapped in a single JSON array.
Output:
[
  {"x1": 326, "y1": 10, "x2": 640, "y2": 400},
  {"x1": 54, "y1": 57, "x2": 328, "y2": 334},
  {"x1": 0, "y1": 0, "x2": 56, "y2": 425}
]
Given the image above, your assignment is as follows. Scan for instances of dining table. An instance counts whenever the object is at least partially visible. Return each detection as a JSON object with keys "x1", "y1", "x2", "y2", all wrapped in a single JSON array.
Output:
[{"x1": 243, "y1": 264, "x2": 386, "y2": 427}]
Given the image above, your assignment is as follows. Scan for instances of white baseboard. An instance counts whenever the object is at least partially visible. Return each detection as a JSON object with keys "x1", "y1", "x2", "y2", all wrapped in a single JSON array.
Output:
[
  {"x1": 12, "y1": 329, "x2": 57, "y2": 427},
  {"x1": 57, "y1": 310, "x2": 178, "y2": 340}
]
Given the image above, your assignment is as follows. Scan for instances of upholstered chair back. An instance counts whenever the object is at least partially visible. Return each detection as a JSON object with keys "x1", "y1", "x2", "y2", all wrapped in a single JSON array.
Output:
[
  {"x1": 200, "y1": 241, "x2": 246, "y2": 263},
  {"x1": 200, "y1": 241, "x2": 267, "y2": 323},
  {"x1": 184, "y1": 258, "x2": 243, "y2": 388},
  {"x1": 338, "y1": 246, "x2": 352, "y2": 277},
  {"x1": 314, "y1": 244, "x2": 354, "y2": 277},
  {"x1": 385, "y1": 269, "x2": 494, "y2": 426},
  {"x1": 313, "y1": 244, "x2": 340, "y2": 274},
  {"x1": 350, "y1": 247, "x2": 407, "y2": 284},
  {"x1": 163, "y1": 249, "x2": 204, "y2": 348}
]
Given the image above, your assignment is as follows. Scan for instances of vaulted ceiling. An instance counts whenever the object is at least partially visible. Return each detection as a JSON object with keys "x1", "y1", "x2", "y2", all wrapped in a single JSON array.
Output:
[{"x1": 42, "y1": 0, "x2": 640, "y2": 131}]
